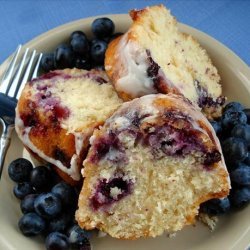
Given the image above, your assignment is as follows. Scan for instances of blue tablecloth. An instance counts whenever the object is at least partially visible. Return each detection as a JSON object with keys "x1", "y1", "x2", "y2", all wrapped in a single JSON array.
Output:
[{"x1": 0, "y1": 0, "x2": 249, "y2": 65}]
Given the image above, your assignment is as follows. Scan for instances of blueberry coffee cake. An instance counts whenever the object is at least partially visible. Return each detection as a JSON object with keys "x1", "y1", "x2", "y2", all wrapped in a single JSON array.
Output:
[
  {"x1": 76, "y1": 94, "x2": 230, "y2": 239},
  {"x1": 15, "y1": 68, "x2": 122, "y2": 184},
  {"x1": 105, "y1": 5, "x2": 225, "y2": 119}
]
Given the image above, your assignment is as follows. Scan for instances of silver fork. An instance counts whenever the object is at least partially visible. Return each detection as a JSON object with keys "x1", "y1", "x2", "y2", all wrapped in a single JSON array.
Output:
[{"x1": 0, "y1": 45, "x2": 43, "y2": 179}]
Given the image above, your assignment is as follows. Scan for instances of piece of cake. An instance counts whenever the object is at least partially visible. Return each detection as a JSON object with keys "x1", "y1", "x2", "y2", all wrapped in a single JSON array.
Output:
[
  {"x1": 15, "y1": 69, "x2": 122, "y2": 185},
  {"x1": 76, "y1": 94, "x2": 230, "y2": 239},
  {"x1": 105, "y1": 5, "x2": 225, "y2": 119}
]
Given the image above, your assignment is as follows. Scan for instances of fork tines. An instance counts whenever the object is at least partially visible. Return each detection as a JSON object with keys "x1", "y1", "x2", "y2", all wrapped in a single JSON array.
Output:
[{"x1": 0, "y1": 45, "x2": 43, "y2": 100}]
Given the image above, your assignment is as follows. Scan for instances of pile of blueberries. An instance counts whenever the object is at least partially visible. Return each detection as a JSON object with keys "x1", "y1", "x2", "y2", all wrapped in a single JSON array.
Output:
[
  {"x1": 201, "y1": 102, "x2": 250, "y2": 215},
  {"x1": 8, "y1": 158, "x2": 91, "y2": 250},
  {"x1": 41, "y1": 17, "x2": 122, "y2": 72}
]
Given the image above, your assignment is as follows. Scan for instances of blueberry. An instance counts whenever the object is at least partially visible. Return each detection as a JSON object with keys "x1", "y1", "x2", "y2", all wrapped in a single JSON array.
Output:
[
  {"x1": 41, "y1": 53, "x2": 55, "y2": 72},
  {"x1": 223, "y1": 102, "x2": 244, "y2": 112},
  {"x1": 70, "y1": 30, "x2": 87, "y2": 41},
  {"x1": 68, "y1": 224, "x2": 92, "y2": 248},
  {"x1": 244, "y1": 154, "x2": 250, "y2": 165},
  {"x1": 45, "y1": 232, "x2": 69, "y2": 250},
  {"x1": 30, "y1": 166, "x2": 52, "y2": 191},
  {"x1": 20, "y1": 194, "x2": 38, "y2": 214},
  {"x1": 229, "y1": 187, "x2": 250, "y2": 208},
  {"x1": 47, "y1": 213, "x2": 71, "y2": 233},
  {"x1": 13, "y1": 182, "x2": 33, "y2": 199},
  {"x1": 243, "y1": 108, "x2": 250, "y2": 123},
  {"x1": 230, "y1": 163, "x2": 250, "y2": 186},
  {"x1": 34, "y1": 193, "x2": 62, "y2": 219},
  {"x1": 102, "y1": 37, "x2": 112, "y2": 43},
  {"x1": 222, "y1": 137, "x2": 247, "y2": 163},
  {"x1": 51, "y1": 182, "x2": 77, "y2": 207},
  {"x1": 74, "y1": 56, "x2": 91, "y2": 70},
  {"x1": 90, "y1": 39, "x2": 107, "y2": 65},
  {"x1": 92, "y1": 17, "x2": 115, "y2": 38},
  {"x1": 210, "y1": 120, "x2": 222, "y2": 135},
  {"x1": 94, "y1": 65, "x2": 105, "y2": 71},
  {"x1": 8, "y1": 158, "x2": 33, "y2": 182},
  {"x1": 46, "y1": 164, "x2": 62, "y2": 186},
  {"x1": 221, "y1": 110, "x2": 247, "y2": 130},
  {"x1": 54, "y1": 44, "x2": 74, "y2": 69},
  {"x1": 90, "y1": 38, "x2": 100, "y2": 45},
  {"x1": 231, "y1": 124, "x2": 250, "y2": 146},
  {"x1": 18, "y1": 212, "x2": 46, "y2": 236},
  {"x1": 200, "y1": 197, "x2": 230, "y2": 215},
  {"x1": 71, "y1": 36, "x2": 89, "y2": 55}
]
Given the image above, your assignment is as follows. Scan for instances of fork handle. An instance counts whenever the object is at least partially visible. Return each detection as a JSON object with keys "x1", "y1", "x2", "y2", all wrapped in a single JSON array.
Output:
[{"x1": 0, "y1": 124, "x2": 14, "y2": 180}]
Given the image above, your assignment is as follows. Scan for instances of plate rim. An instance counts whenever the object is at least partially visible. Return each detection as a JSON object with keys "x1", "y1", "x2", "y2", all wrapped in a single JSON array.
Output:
[{"x1": 0, "y1": 13, "x2": 250, "y2": 250}]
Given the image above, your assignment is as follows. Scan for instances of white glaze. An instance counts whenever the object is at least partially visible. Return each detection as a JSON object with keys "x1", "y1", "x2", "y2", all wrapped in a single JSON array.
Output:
[
  {"x1": 116, "y1": 35, "x2": 157, "y2": 97},
  {"x1": 15, "y1": 110, "x2": 81, "y2": 181},
  {"x1": 73, "y1": 132, "x2": 85, "y2": 155}
]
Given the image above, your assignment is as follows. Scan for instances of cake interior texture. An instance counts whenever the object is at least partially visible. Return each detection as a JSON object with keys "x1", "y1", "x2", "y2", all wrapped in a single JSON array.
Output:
[{"x1": 76, "y1": 94, "x2": 229, "y2": 239}]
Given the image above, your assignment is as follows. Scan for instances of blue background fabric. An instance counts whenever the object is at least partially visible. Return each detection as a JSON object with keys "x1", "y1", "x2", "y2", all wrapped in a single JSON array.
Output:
[{"x1": 0, "y1": 0, "x2": 249, "y2": 65}]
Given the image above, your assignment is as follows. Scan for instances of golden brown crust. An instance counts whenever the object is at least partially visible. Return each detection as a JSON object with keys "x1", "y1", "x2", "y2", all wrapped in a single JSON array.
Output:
[
  {"x1": 17, "y1": 90, "x2": 83, "y2": 185},
  {"x1": 105, "y1": 36, "x2": 134, "y2": 101}
]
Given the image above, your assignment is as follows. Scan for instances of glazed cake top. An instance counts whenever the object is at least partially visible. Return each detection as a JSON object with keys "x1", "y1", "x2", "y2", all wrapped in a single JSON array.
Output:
[{"x1": 24, "y1": 69, "x2": 122, "y2": 133}]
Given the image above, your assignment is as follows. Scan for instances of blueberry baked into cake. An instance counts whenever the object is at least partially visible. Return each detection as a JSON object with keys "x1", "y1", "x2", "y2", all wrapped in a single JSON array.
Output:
[
  {"x1": 105, "y1": 5, "x2": 225, "y2": 119},
  {"x1": 15, "y1": 68, "x2": 122, "y2": 184},
  {"x1": 76, "y1": 94, "x2": 230, "y2": 239}
]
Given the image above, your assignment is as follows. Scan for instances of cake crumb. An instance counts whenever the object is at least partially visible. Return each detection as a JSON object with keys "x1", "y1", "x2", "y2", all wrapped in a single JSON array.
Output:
[
  {"x1": 98, "y1": 231, "x2": 107, "y2": 238},
  {"x1": 198, "y1": 212, "x2": 218, "y2": 231},
  {"x1": 167, "y1": 232, "x2": 176, "y2": 238},
  {"x1": 110, "y1": 187, "x2": 122, "y2": 199}
]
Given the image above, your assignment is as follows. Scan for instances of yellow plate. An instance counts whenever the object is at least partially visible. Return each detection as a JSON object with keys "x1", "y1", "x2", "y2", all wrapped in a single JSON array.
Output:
[{"x1": 0, "y1": 14, "x2": 250, "y2": 250}]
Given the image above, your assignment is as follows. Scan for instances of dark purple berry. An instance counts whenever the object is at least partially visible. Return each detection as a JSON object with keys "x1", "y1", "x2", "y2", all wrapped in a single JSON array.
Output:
[
  {"x1": 224, "y1": 102, "x2": 244, "y2": 112},
  {"x1": 8, "y1": 158, "x2": 33, "y2": 182},
  {"x1": 231, "y1": 124, "x2": 250, "y2": 146},
  {"x1": 92, "y1": 17, "x2": 115, "y2": 38},
  {"x1": 74, "y1": 56, "x2": 91, "y2": 70},
  {"x1": 13, "y1": 182, "x2": 33, "y2": 199},
  {"x1": 30, "y1": 166, "x2": 52, "y2": 191},
  {"x1": 54, "y1": 44, "x2": 74, "y2": 69},
  {"x1": 230, "y1": 163, "x2": 250, "y2": 186},
  {"x1": 222, "y1": 137, "x2": 247, "y2": 164},
  {"x1": 68, "y1": 224, "x2": 92, "y2": 248},
  {"x1": 243, "y1": 108, "x2": 250, "y2": 123},
  {"x1": 45, "y1": 232, "x2": 69, "y2": 250},
  {"x1": 93, "y1": 65, "x2": 104, "y2": 71},
  {"x1": 41, "y1": 53, "x2": 55, "y2": 72},
  {"x1": 221, "y1": 110, "x2": 247, "y2": 130},
  {"x1": 244, "y1": 154, "x2": 250, "y2": 165},
  {"x1": 210, "y1": 121, "x2": 222, "y2": 135},
  {"x1": 71, "y1": 36, "x2": 89, "y2": 55},
  {"x1": 90, "y1": 39, "x2": 107, "y2": 65},
  {"x1": 47, "y1": 213, "x2": 71, "y2": 233},
  {"x1": 46, "y1": 164, "x2": 62, "y2": 186},
  {"x1": 34, "y1": 193, "x2": 62, "y2": 219},
  {"x1": 91, "y1": 177, "x2": 131, "y2": 210},
  {"x1": 70, "y1": 30, "x2": 87, "y2": 41},
  {"x1": 51, "y1": 182, "x2": 77, "y2": 207},
  {"x1": 18, "y1": 212, "x2": 46, "y2": 236},
  {"x1": 20, "y1": 194, "x2": 38, "y2": 214},
  {"x1": 230, "y1": 187, "x2": 250, "y2": 208},
  {"x1": 200, "y1": 198, "x2": 230, "y2": 215}
]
